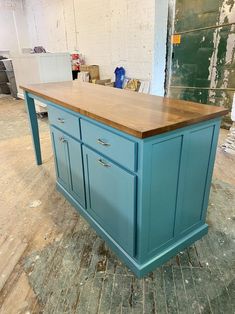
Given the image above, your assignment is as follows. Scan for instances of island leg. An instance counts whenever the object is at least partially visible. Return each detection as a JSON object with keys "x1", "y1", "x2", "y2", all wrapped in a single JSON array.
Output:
[{"x1": 24, "y1": 92, "x2": 42, "y2": 165}]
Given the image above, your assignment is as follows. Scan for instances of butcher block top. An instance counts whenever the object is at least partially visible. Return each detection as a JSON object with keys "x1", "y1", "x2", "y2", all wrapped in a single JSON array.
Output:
[{"x1": 21, "y1": 81, "x2": 228, "y2": 139}]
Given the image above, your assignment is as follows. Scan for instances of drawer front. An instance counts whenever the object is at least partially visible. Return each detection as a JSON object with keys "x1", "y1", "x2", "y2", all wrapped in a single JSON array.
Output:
[
  {"x1": 48, "y1": 106, "x2": 81, "y2": 139},
  {"x1": 81, "y1": 119, "x2": 137, "y2": 172}
]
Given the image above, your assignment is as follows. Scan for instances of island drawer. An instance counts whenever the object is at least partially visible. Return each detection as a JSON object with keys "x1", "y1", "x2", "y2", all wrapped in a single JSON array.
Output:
[
  {"x1": 81, "y1": 119, "x2": 137, "y2": 172},
  {"x1": 48, "y1": 106, "x2": 81, "y2": 139}
]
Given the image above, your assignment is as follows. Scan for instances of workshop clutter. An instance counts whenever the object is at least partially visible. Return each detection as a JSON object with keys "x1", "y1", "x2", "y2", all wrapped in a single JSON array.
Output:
[
  {"x1": 222, "y1": 94, "x2": 235, "y2": 154},
  {"x1": 71, "y1": 51, "x2": 85, "y2": 71},
  {"x1": 76, "y1": 65, "x2": 100, "y2": 83},
  {"x1": 76, "y1": 71, "x2": 90, "y2": 83},
  {"x1": 114, "y1": 67, "x2": 125, "y2": 89},
  {"x1": 0, "y1": 56, "x2": 10, "y2": 94},
  {"x1": 114, "y1": 67, "x2": 150, "y2": 93},
  {"x1": 80, "y1": 65, "x2": 100, "y2": 81},
  {"x1": 0, "y1": 57, "x2": 18, "y2": 97},
  {"x1": 124, "y1": 77, "x2": 150, "y2": 93},
  {"x1": 77, "y1": 63, "x2": 150, "y2": 93}
]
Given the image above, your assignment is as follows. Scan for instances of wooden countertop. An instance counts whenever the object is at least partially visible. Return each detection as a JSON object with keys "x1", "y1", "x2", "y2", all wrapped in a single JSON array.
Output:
[{"x1": 21, "y1": 81, "x2": 228, "y2": 139}]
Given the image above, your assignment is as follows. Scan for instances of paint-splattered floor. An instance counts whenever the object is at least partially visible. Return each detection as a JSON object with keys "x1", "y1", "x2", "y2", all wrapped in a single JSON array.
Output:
[{"x1": 0, "y1": 96, "x2": 234, "y2": 313}]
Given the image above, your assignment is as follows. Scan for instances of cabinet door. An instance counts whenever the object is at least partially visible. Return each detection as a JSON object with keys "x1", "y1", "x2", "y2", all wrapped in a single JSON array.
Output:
[
  {"x1": 51, "y1": 127, "x2": 85, "y2": 208},
  {"x1": 83, "y1": 147, "x2": 136, "y2": 256}
]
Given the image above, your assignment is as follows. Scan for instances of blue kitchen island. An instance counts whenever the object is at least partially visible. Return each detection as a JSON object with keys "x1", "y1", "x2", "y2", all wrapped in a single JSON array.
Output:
[{"x1": 21, "y1": 81, "x2": 228, "y2": 277}]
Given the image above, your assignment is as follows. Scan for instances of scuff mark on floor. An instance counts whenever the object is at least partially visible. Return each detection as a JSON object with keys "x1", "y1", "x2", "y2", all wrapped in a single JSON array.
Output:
[
  {"x1": 29, "y1": 200, "x2": 42, "y2": 208},
  {"x1": 23, "y1": 179, "x2": 235, "y2": 313}
]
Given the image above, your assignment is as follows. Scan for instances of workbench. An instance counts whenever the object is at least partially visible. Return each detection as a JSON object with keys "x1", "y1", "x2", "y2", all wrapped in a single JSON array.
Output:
[{"x1": 21, "y1": 81, "x2": 228, "y2": 277}]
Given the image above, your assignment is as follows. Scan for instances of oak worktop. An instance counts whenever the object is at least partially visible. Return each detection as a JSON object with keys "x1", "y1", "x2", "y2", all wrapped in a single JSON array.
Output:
[{"x1": 21, "y1": 81, "x2": 228, "y2": 138}]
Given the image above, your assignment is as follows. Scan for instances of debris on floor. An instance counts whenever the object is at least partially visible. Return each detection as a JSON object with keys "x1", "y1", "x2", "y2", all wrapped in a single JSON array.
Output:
[
  {"x1": 22, "y1": 179, "x2": 235, "y2": 313},
  {"x1": 29, "y1": 200, "x2": 42, "y2": 208},
  {"x1": 222, "y1": 122, "x2": 235, "y2": 154},
  {"x1": 221, "y1": 95, "x2": 235, "y2": 154}
]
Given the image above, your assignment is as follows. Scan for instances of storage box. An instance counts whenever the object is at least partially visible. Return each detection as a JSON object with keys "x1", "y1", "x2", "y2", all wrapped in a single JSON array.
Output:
[
  {"x1": 95, "y1": 79, "x2": 111, "y2": 85},
  {"x1": 80, "y1": 65, "x2": 100, "y2": 81}
]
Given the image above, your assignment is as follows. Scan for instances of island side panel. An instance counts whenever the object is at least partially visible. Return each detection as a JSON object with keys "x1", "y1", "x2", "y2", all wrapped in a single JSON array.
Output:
[
  {"x1": 139, "y1": 118, "x2": 221, "y2": 263},
  {"x1": 24, "y1": 92, "x2": 42, "y2": 165},
  {"x1": 147, "y1": 135, "x2": 183, "y2": 252},
  {"x1": 174, "y1": 121, "x2": 220, "y2": 236}
]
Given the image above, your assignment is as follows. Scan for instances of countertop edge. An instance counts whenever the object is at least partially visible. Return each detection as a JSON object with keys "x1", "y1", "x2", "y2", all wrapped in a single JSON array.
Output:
[{"x1": 20, "y1": 85, "x2": 230, "y2": 139}]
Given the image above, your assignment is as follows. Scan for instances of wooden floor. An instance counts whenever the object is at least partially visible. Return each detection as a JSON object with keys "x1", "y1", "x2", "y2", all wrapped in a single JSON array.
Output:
[{"x1": 0, "y1": 96, "x2": 234, "y2": 314}]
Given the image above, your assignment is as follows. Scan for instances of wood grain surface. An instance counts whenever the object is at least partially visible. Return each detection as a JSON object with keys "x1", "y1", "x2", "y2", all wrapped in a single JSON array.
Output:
[{"x1": 20, "y1": 81, "x2": 229, "y2": 138}]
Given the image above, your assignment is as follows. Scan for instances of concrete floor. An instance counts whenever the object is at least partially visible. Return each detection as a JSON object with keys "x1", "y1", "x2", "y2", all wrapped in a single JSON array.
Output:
[{"x1": 0, "y1": 96, "x2": 234, "y2": 314}]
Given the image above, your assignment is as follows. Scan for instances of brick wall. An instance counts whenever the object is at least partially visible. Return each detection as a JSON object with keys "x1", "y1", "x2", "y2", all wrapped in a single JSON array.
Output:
[
  {"x1": 23, "y1": 0, "x2": 156, "y2": 81},
  {"x1": 0, "y1": 0, "x2": 30, "y2": 54}
]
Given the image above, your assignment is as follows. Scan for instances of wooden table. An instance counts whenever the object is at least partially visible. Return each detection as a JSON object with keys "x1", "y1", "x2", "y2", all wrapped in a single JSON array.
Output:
[{"x1": 21, "y1": 81, "x2": 228, "y2": 277}]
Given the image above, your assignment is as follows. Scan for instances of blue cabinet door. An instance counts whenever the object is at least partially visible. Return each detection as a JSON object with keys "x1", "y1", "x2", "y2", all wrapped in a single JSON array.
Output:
[
  {"x1": 83, "y1": 147, "x2": 136, "y2": 256},
  {"x1": 51, "y1": 126, "x2": 85, "y2": 208}
]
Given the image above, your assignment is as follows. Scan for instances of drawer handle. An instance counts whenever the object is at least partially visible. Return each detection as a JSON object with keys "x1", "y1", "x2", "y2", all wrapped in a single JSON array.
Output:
[
  {"x1": 98, "y1": 158, "x2": 111, "y2": 168},
  {"x1": 59, "y1": 137, "x2": 67, "y2": 143},
  {"x1": 97, "y1": 139, "x2": 111, "y2": 147},
  {"x1": 57, "y1": 118, "x2": 65, "y2": 123}
]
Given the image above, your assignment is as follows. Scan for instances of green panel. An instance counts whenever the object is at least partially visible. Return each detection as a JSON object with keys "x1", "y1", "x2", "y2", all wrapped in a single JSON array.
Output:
[
  {"x1": 169, "y1": 1, "x2": 235, "y2": 128},
  {"x1": 171, "y1": 29, "x2": 214, "y2": 88},
  {"x1": 169, "y1": 87, "x2": 209, "y2": 104},
  {"x1": 83, "y1": 146, "x2": 136, "y2": 256},
  {"x1": 175, "y1": 125, "x2": 215, "y2": 234},
  {"x1": 174, "y1": 0, "x2": 224, "y2": 32},
  {"x1": 171, "y1": 25, "x2": 235, "y2": 91},
  {"x1": 148, "y1": 136, "x2": 183, "y2": 253}
]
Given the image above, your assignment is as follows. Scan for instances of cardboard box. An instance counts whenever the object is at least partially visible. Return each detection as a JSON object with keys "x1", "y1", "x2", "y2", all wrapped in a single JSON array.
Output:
[
  {"x1": 80, "y1": 65, "x2": 100, "y2": 81},
  {"x1": 95, "y1": 79, "x2": 111, "y2": 85}
]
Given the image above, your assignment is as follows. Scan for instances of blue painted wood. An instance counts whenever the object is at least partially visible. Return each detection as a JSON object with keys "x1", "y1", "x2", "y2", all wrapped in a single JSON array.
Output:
[
  {"x1": 83, "y1": 146, "x2": 136, "y2": 256},
  {"x1": 48, "y1": 105, "x2": 81, "y2": 140},
  {"x1": 68, "y1": 137, "x2": 86, "y2": 208},
  {"x1": 175, "y1": 125, "x2": 215, "y2": 235},
  {"x1": 57, "y1": 180, "x2": 208, "y2": 278},
  {"x1": 81, "y1": 119, "x2": 137, "y2": 172},
  {"x1": 24, "y1": 92, "x2": 42, "y2": 165},
  {"x1": 24, "y1": 91, "x2": 223, "y2": 277},
  {"x1": 51, "y1": 127, "x2": 71, "y2": 188},
  {"x1": 201, "y1": 122, "x2": 221, "y2": 222},
  {"x1": 137, "y1": 119, "x2": 221, "y2": 263},
  {"x1": 138, "y1": 224, "x2": 208, "y2": 277},
  {"x1": 148, "y1": 135, "x2": 183, "y2": 253},
  {"x1": 56, "y1": 181, "x2": 140, "y2": 273},
  {"x1": 51, "y1": 126, "x2": 85, "y2": 208}
]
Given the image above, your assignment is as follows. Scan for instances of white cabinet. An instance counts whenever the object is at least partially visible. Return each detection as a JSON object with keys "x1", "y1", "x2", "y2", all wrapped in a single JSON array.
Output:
[{"x1": 12, "y1": 53, "x2": 72, "y2": 112}]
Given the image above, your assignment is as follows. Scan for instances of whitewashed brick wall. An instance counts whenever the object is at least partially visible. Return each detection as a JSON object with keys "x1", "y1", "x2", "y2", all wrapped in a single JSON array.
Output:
[
  {"x1": 23, "y1": 0, "x2": 156, "y2": 81},
  {"x1": 0, "y1": 0, "x2": 30, "y2": 54}
]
